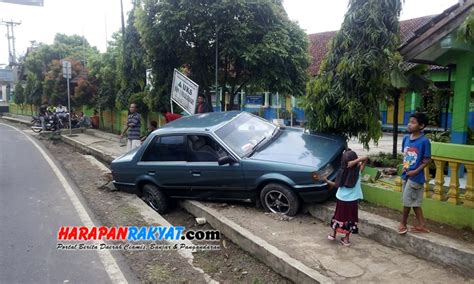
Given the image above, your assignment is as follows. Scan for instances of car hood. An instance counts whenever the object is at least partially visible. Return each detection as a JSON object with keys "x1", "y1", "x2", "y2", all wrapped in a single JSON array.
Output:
[{"x1": 250, "y1": 128, "x2": 345, "y2": 169}]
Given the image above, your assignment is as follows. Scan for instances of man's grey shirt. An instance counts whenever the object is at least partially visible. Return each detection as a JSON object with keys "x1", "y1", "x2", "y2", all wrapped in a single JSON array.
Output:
[{"x1": 127, "y1": 113, "x2": 141, "y2": 140}]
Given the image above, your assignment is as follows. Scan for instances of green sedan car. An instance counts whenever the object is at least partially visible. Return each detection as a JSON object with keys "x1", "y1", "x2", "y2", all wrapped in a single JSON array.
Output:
[{"x1": 111, "y1": 111, "x2": 345, "y2": 216}]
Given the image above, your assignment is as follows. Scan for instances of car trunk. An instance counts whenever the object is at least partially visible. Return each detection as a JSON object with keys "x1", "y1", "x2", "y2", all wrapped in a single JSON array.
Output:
[{"x1": 250, "y1": 128, "x2": 345, "y2": 169}]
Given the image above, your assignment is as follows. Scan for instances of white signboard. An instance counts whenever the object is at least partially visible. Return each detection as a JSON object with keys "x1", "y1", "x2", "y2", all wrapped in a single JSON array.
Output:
[
  {"x1": 171, "y1": 69, "x2": 199, "y2": 115},
  {"x1": 62, "y1": 60, "x2": 71, "y2": 79},
  {"x1": 146, "y1": 68, "x2": 153, "y2": 91}
]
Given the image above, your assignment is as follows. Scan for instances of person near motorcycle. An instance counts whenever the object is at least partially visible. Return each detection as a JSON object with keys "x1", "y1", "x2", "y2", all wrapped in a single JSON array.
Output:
[
  {"x1": 38, "y1": 102, "x2": 49, "y2": 130},
  {"x1": 55, "y1": 103, "x2": 68, "y2": 120}
]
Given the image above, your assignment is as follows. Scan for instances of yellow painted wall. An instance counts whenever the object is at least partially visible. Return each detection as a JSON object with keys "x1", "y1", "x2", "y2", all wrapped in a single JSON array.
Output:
[{"x1": 387, "y1": 94, "x2": 405, "y2": 124}]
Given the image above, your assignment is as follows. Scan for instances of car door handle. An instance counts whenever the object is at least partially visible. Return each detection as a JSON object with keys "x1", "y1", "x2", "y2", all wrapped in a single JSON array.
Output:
[{"x1": 190, "y1": 171, "x2": 201, "y2": 177}]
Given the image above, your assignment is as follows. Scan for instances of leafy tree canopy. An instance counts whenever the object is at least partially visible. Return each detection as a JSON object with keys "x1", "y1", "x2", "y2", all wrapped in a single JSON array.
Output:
[
  {"x1": 117, "y1": 5, "x2": 147, "y2": 110},
  {"x1": 88, "y1": 32, "x2": 123, "y2": 111},
  {"x1": 301, "y1": 0, "x2": 402, "y2": 149},
  {"x1": 21, "y1": 33, "x2": 100, "y2": 108},
  {"x1": 136, "y1": 0, "x2": 310, "y2": 111}
]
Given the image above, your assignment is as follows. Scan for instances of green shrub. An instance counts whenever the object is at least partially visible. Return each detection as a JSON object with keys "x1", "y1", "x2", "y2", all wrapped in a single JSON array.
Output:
[
  {"x1": 426, "y1": 131, "x2": 450, "y2": 143},
  {"x1": 368, "y1": 152, "x2": 403, "y2": 168},
  {"x1": 468, "y1": 128, "x2": 474, "y2": 145}
]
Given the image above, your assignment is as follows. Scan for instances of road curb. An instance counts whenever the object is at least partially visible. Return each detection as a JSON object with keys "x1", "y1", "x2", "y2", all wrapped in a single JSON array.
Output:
[
  {"x1": 180, "y1": 200, "x2": 333, "y2": 284},
  {"x1": 61, "y1": 135, "x2": 116, "y2": 164},
  {"x1": 305, "y1": 203, "x2": 474, "y2": 278},
  {"x1": 0, "y1": 115, "x2": 30, "y2": 126}
]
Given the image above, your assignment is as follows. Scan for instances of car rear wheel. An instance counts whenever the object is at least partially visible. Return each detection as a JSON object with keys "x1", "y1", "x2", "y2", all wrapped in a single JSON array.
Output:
[
  {"x1": 260, "y1": 183, "x2": 300, "y2": 216},
  {"x1": 141, "y1": 184, "x2": 170, "y2": 214}
]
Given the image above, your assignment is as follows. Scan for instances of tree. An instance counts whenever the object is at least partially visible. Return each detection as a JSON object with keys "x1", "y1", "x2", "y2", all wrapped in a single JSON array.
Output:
[
  {"x1": 14, "y1": 82, "x2": 25, "y2": 113},
  {"x1": 458, "y1": 10, "x2": 474, "y2": 42},
  {"x1": 24, "y1": 72, "x2": 42, "y2": 114},
  {"x1": 117, "y1": 4, "x2": 147, "y2": 110},
  {"x1": 74, "y1": 78, "x2": 97, "y2": 108},
  {"x1": 136, "y1": 0, "x2": 310, "y2": 111},
  {"x1": 21, "y1": 33, "x2": 100, "y2": 109},
  {"x1": 42, "y1": 59, "x2": 85, "y2": 106},
  {"x1": 88, "y1": 33, "x2": 122, "y2": 112},
  {"x1": 135, "y1": 0, "x2": 181, "y2": 112},
  {"x1": 302, "y1": 0, "x2": 402, "y2": 149},
  {"x1": 389, "y1": 60, "x2": 433, "y2": 158},
  {"x1": 52, "y1": 33, "x2": 100, "y2": 66}
]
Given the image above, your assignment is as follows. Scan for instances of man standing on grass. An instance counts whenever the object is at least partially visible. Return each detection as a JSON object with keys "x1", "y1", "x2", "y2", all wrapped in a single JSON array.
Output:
[
  {"x1": 120, "y1": 103, "x2": 142, "y2": 152},
  {"x1": 398, "y1": 112, "x2": 431, "y2": 235}
]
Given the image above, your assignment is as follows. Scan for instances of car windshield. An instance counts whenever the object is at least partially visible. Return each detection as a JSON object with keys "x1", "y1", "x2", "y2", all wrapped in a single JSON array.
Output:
[{"x1": 215, "y1": 113, "x2": 277, "y2": 157}]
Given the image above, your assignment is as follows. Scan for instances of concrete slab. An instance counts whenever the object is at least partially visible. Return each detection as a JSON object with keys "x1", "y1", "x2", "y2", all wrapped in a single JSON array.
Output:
[
  {"x1": 306, "y1": 202, "x2": 474, "y2": 278},
  {"x1": 186, "y1": 201, "x2": 473, "y2": 283}
]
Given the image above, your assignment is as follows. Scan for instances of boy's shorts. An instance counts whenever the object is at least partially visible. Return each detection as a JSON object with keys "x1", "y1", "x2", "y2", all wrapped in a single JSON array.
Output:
[{"x1": 402, "y1": 179, "x2": 424, "y2": 207}]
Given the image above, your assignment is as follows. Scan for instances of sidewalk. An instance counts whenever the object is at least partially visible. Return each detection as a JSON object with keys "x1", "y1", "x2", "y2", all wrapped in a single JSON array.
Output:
[
  {"x1": 2, "y1": 113, "x2": 473, "y2": 282},
  {"x1": 189, "y1": 201, "x2": 471, "y2": 283}
]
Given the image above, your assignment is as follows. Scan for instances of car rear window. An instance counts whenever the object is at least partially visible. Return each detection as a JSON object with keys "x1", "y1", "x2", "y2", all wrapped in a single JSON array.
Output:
[{"x1": 141, "y1": 135, "x2": 186, "y2": 162}]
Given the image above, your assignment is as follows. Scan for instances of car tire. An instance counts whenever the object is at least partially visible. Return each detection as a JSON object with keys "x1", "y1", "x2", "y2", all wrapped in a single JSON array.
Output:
[
  {"x1": 141, "y1": 184, "x2": 170, "y2": 214},
  {"x1": 260, "y1": 183, "x2": 300, "y2": 216}
]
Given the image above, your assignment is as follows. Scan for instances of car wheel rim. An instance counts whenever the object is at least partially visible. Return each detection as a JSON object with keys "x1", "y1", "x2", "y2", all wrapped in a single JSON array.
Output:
[
  {"x1": 143, "y1": 193, "x2": 159, "y2": 211},
  {"x1": 264, "y1": 190, "x2": 290, "y2": 215}
]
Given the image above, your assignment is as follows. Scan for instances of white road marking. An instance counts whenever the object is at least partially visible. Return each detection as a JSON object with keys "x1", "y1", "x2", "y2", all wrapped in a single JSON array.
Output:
[{"x1": 0, "y1": 123, "x2": 128, "y2": 284}]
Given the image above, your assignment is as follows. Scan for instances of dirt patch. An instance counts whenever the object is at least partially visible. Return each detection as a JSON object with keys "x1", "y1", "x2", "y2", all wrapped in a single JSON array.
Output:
[
  {"x1": 165, "y1": 209, "x2": 291, "y2": 284},
  {"x1": 359, "y1": 201, "x2": 474, "y2": 244}
]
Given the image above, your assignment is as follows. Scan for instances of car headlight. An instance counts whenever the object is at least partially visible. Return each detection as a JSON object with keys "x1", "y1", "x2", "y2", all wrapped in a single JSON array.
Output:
[{"x1": 312, "y1": 164, "x2": 334, "y2": 181}]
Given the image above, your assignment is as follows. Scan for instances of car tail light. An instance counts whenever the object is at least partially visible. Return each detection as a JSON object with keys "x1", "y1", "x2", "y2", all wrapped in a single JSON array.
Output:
[{"x1": 312, "y1": 164, "x2": 334, "y2": 181}]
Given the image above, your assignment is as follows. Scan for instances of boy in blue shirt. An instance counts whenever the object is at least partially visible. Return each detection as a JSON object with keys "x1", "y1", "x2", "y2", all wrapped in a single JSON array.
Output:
[{"x1": 398, "y1": 112, "x2": 431, "y2": 235}]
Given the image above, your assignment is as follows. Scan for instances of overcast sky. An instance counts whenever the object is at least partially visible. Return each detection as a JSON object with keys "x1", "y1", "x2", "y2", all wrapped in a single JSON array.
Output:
[{"x1": 0, "y1": 0, "x2": 459, "y2": 65}]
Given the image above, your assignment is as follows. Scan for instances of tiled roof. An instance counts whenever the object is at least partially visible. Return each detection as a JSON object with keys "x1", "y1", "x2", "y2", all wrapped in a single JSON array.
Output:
[{"x1": 308, "y1": 16, "x2": 436, "y2": 76}]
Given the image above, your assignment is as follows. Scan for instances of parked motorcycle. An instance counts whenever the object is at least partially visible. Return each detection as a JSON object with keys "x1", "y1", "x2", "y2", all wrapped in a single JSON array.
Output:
[{"x1": 31, "y1": 114, "x2": 62, "y2": 133}]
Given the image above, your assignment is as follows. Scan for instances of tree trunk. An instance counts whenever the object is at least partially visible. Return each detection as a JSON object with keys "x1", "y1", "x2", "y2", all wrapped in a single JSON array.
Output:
[
  {"x1": 205, "y1": 89, "x2": 212, "y2": 111},
  {"x1": 220, "y1": 92, "x2": 226, "y2": 111},
  {"x1": 392, "y1": 92, "x2": 400, "y2": 160},
  {"x1": 229, "y1": 93, "x2": 236, "y2": 110}
]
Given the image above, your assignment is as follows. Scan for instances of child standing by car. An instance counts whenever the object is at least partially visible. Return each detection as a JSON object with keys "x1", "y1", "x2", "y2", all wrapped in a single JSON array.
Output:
[
  {"x1": 398, "y1": 112, "x2": 431, "y2": 235},
  {"x1": 324, "y1": 150, "x2": 368, "y2": 246}
]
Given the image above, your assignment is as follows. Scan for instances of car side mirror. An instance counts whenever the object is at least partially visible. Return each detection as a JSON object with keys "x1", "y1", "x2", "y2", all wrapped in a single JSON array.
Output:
[{"x1": 218, "y1": 155, "x2": 235, "y2": 166}]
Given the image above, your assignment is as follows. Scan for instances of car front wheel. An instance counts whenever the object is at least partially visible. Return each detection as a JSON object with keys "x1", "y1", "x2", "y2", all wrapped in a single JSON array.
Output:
[
  {"x1": 260, "y1": 183, "x2": 300, "y2": 216},
  {"x1": 141, "y1": 184, "x2": 169, "y2": 214}
]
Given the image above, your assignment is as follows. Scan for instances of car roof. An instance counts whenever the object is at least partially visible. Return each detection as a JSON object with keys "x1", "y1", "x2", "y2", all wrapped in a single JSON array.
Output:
[{"x1": 157, "y1": 111, "x2": 243, "y2": 134}]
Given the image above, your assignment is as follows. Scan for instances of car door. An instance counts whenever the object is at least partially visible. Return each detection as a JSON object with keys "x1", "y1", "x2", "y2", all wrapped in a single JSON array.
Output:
[
  {"x1": 137, "y1": 134, "x2": 192, "y2": 198},
  {"x1": 185, "y1": 134, "x2": 249, "y2": 201}
]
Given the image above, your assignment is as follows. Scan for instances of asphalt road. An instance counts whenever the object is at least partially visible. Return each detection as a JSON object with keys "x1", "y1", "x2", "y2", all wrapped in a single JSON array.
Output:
[{"x1": 0, "y1": 123, "x2": 122, "y2": 283}]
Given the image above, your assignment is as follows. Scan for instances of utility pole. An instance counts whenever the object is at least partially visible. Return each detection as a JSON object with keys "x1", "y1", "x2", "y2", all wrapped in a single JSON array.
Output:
[
  {"x1": 1, "y1": 19, "x2": 21, "y2": 66},
  {"x1": 82, "y1": 26, "x2": 87, "y2": 67},
  {"x1": 120, "y1": 0, "x2": 126, "y2": 39},
  {"x1": 63, "y1": 60, "x2": 72, "y2": 135}
]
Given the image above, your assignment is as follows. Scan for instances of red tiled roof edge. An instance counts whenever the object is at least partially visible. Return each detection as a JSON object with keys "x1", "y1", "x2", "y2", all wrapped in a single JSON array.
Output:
[{"x1": 308, "y1": 16, "x2": 436, "y2": 76}]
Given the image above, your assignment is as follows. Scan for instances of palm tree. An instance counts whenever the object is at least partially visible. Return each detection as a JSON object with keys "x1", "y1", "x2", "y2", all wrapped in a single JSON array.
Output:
[{"x1": 390, "y1": 62, "x2": 434, "y2": 159}]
